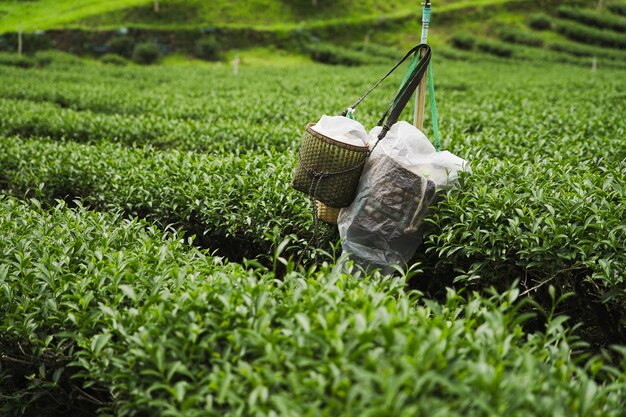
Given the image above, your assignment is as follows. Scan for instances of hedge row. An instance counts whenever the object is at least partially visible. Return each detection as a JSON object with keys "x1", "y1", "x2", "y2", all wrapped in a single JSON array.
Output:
[
  {"x1": 1, "y1": 129, "x2": 626, "y2": 342},
  {"x1": 0, "y1": 136, "x2": 314, "y2": 262},
  {"x1": 508, "y1": 43, "x2": 626, "y2": 69},
  {"x1": 476, "y1": 39, "x2": 514, "y2": 58},
  {"x1": 351, "y1": 42, "x2": 404, "y2": 60},
  {"x1": 526, "y1": 13, "x2": 552, "y2": 30},
  {"x1": 422, "y1": 155, "x2": 626, "y2": 341},
  {"x1": 0, "y1": 61, "x2": 376, "y2": 151},
  {"x1": 1, "y1": 195, "x2": 625, "y2": 416},
  {"x1": 303, "y1": 43, "x2": 390, "y2": 66},
  {"x1": 0, "y1": 52, "x2": 40, "y2": 68},
  {"x1": 555, "y1": 18, "x2": 626, "y2": 48},
  {"x1": 449, "y1": 35, "x2": 514, "y2": 58},
  {"x1": 0, "y1": 60, "x2": 343, "y2": 121},
  {"x1": 557, "y1": 6, "x2": 626, "y2": 32},
  {"x1": 608, "y1": 2, "x2": 626, "y2": 16},
  {"x1": 450, "y1": 32, "x2": 476, "y2": 50},
  {"x1": 547, "y1": 39, "x2": 626, "y2": 61},
  {"x1": 497, "y1": 27, "x2": 544, "y2": 47},
  {"x1": 0, "y1": 98, "x2": 298, "y2": 152}
]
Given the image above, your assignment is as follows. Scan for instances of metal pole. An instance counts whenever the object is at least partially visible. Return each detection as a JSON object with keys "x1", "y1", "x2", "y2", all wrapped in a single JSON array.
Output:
[{"x1": 414, "y1": 0, "x2": 431, "y2": 129}]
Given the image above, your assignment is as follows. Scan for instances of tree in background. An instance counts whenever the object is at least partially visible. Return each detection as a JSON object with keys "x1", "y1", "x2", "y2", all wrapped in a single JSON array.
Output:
[{"x1": 154, "y1": 0, "x2": 160, "y2": 13}]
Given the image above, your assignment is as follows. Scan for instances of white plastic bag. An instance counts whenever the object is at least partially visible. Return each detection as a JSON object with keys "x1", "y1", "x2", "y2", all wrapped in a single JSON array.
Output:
[
  {"x1": 310, "y1": 115, "x2": 369, "y2": 147},
  {"x1": 338, "y1": 121, "x2": 470, "y2": 273}
]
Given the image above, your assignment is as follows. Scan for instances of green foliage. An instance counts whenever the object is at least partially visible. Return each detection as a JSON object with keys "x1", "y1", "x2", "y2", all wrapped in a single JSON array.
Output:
[
  {"x1": 0, "y1": 137, "x2": 314, "y2": 261},
  {"x1": 99, "y1": 53, "x2": 130, "y2": 66},
  {"x1": 0, "y1": 51, "x2": 35, "y2": 68},
  {"x1": 497, "y1": 27, "x2": 544, "y2": 47},
  {"x1": 0, "y1": 32, "x2": 53, "y2": 54},
  {"x1": 0, "y1": 50, "x2": 626, "y2": 415},
  {"x1": 0, "y1": 56, "x2": 625, "y2": 341},
  {"x1": 476, "y1": 38, "x2": 514, "y2": 57},
  {"x1": 425, "y1": 158, "x2": 626, "y2": 296},
  {"x1": 557, "y1": 6, "x2": 626, "y2": 32},
  {"x1": 353, "y1": 42, "x2": 403, "y2": 60},
  {"x1": 555, "y1": 18, "x2": 626, "y2": 48},
  {"x1": 132, "y1": 42, "x2": 161, "y2": 65},
  {"x1": 0, "y1": 50, "x2": 82, "y2": 71},
  {"x1": 607, "y1": 2, "x2": 626, "y2": 16},
  {"x1": 106, "y1": 35, "x2": 134, "y2": 58},
  {"x1": 450, "y1": 32, "x2": 475, "y2": 50},
  {"x1": 0, "y1": 195, "x2": 625, "y2": 416},
  {"x1": 33, "y1": 49, "x2": 86, "y2": 68},
  {"x1": 527, "y1": 13, "x2": 552, "y2": 30},
  {"x1": 0, "y1": 0, "x2": 416, "y2": 33},
  {"x1": 547, "y1": 39, "x2": 626, "y2": 61},
  {"x1": 194, "y1": 36, "x2": 221, "y2": 61},
  {"x1": 304, "y1": 43, "x2": 387, "y2": 66}
]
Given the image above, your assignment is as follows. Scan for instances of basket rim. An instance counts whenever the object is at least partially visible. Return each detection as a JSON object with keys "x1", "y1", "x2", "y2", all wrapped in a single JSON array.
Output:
[{"x1": 306, "y1": 123, "x2": 370, "y2": 153}]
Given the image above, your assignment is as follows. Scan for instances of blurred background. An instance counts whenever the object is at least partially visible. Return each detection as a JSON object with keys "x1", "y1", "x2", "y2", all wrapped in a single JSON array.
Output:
[{"x1": 1, "y1": 0, "x2": 625, "y2": 68}]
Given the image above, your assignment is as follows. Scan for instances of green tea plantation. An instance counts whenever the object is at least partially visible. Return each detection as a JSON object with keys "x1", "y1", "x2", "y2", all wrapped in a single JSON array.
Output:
[{"x1": 0, "y1": 49, "x2": 625, "y2": 416}]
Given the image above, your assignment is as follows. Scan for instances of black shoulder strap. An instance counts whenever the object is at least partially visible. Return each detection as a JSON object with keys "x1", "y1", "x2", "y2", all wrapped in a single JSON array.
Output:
[{"x1": 341, "y1": 44, "x2": 432, "y2": 140}]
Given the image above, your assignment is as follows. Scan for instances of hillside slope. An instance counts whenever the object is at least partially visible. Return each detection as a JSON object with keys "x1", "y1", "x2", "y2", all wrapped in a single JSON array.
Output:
[
  {"x1": 1, "y1": 0, "x2": 625, "y2": 70},
  {"x1": 0, "y1": 0, "x2": 548, "y2": 33}
]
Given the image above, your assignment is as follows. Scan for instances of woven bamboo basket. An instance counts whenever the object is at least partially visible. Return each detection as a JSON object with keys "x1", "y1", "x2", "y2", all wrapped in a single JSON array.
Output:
[
  {"x1": 316, "y1": 201, "x2": 341, "y2": 225},
  {"x1": 292, "y1": 123, "x2": 369, "y2": 208}
]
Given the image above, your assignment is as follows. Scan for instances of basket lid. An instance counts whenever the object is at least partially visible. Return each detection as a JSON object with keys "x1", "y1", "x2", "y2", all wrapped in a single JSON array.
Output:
[{"x1": 306, "y1": 123, "x2": 370, "y2": 152}]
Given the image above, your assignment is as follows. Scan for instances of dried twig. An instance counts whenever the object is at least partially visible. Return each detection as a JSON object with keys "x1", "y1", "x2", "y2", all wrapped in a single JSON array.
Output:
[{"x1": 520, "y1": 265, "x2": 587, "y2": 297}]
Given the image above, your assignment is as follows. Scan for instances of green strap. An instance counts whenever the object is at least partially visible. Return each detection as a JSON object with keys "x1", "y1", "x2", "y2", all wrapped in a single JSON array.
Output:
[
  {"x1": 396, "y1": 54, "x2": 441, "y2": 151},
  {"x1": 397, "y1": 52, "x2": 420, "y2": 106},
  {"x1": 427, "y1": 64, "x2": 441, "y2": 152}
]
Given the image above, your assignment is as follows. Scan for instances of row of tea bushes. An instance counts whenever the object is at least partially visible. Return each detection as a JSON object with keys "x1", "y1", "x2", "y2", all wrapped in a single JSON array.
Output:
[
  {"x1": 546, "y1": 39, "x2": 626, "y2": 61},
  {"x1": 0, "y1": 61, "x2": 359, "y2": 122},
  {"x1": 555, "y1": 18, "x2": 626, "y2": 48},
  {"x1": 0, "y1": 98, "x2": 300, "y2": 152},
  {"x1": 494, "y1": 26, "x2": 626, "y2": 63},
  {"x1": 2, "y1": 62, "x2": 625, "y2": 158},
  {"x1": 1, "y1": 195, "x2": 625, "y2": 416},
  {"x1": 0, "y1": 136, "x2": 314, "y2": 261},
  {"x1": 1, "y1": 134, "x2": 625, "y2": 344},
  {"x1": 422, "y1": 155, "x2": 626, "y2": 343},
  {"x1": 1, "y1": 58, "x2": 625, "y2": 150},
  {"x1": 556, "y1": 6, "x2": 626, "y2": 32}
]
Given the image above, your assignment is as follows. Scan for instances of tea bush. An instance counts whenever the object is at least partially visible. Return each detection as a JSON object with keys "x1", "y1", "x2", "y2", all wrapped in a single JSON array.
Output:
[
  {"x1": 0, "y1": 51, "x2": 36, "y2": 68},
  {"x1": 106, "y1": 36, "x2": 134, "y2": 58},
  {"x1": 352, "y1": 42, "x2": 404, "y2": 60},
  {"x1": 476, "y1": 39, "x2": 514, "y2": 57},
  {"x1": 304, "y1": 43, "x2": 388, "y2": 66},
  {"x1": 527, "y1": 13, "x2": 552, "y2": 30},
  {"x1": 33, "y1": 50, "x2": 86, "y2": 68},
  {"x1": 557, "y1": 6, "x2": 626, "y2": 32},
  {"x1": 422, "y1": 157, "x2": 626, "y2": 337},
  {"x1": 132, "y1": 42, "x2": 161, "y2": 65},
  {"x1": 450, "y1": 32, "x2": 475, "y2": 50},
  {"x1": 555, "y1": 19, "x2": 626, "y2": 48},
  {"x1": 194, "y1": 36, "x2": 221, "y2": 61},
  {"x1": 608, "y1": 2, "x2": 626, "y2": 16},
  {"x1": 1, "y1": 33, "x2": 626, "y2": 416},
  {"x1": 99, "y1": 53, "x2": 130, "y2": 66},
  {"x1": 0, "y1": 195, "x2": 625, "y2": 416},
  {"x1": 497, "y1": 27, "x2": 544, "y2": 47},
  {"x1": 547, "y1": 39, "x2": 626, "y2": 61},
  {"x1": 0, "y1": 136, "x2": 314, "y2": 261}
]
